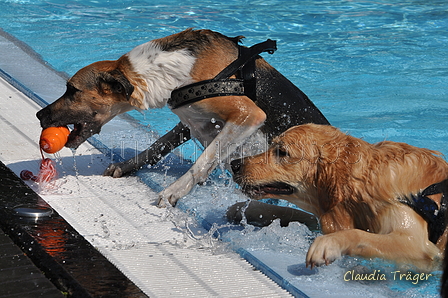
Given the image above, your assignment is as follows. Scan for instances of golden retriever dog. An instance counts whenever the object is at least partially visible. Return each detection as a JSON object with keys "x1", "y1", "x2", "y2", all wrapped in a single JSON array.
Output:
[{"x1": 231, "y1": 123, "x2": 448, "y2": 270}]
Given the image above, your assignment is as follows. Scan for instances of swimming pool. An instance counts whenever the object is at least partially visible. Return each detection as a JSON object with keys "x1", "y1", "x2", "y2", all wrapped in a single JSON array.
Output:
[
  {"x1": 2, "y1": 0, "x2": 447, "y2": 152},
  {"x1": 1, "y1": 0, "x2": 447, "y2": 297}
]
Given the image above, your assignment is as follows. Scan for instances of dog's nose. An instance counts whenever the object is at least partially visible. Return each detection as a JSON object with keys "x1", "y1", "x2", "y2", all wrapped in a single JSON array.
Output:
[
  {"x1": 36, "y1": 107, "x2": 52, "y2": 127},
  {"x1": 36, "y1": 108, "x2": 47, "y2": 121},
  {"x1": 230, "y1": 158, "x2": 243, "y2": 174}
]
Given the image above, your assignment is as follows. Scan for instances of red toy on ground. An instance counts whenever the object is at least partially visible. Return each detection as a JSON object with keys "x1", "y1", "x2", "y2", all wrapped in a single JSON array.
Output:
[
  {"x1": 20, "y1": 154, "x2": 57, "y2": 184},
  {"x1": 20, "y1": 126, "x2": 67, "y2": 184}
]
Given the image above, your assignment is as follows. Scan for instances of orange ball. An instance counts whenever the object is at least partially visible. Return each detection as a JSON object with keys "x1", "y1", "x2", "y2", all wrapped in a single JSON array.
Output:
[{"x1": 39, "y1": 126, "x2": 70, "y2": 154}]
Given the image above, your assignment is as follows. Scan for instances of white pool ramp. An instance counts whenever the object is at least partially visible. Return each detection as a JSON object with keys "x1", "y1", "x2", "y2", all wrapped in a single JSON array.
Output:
[{"x1": 0, "y1": 30, "x2": 296, "y2": 297}]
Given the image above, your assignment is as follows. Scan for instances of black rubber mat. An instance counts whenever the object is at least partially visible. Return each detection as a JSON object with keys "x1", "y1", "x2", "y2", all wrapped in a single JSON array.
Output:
[{"x1": 0, "y1": 227, "x2": 64, "y2": 298}]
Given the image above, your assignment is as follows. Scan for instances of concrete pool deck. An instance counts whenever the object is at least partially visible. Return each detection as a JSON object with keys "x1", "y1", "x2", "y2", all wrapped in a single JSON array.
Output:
[{"x1": 0, "y1": 31, "x2": 294, "y2": 297}]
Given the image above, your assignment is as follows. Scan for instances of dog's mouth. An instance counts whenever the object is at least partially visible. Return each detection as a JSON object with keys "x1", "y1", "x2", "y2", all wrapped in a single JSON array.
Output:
[
  {"x1": 243, "y1": 182, "x2": 294, "y2": 197},
  {"x1": 65, "y1": 122, "x2": 101, "y2": 148},
  {"x1": 37, "y1": 105, "x2": 103, "y2": 149}
]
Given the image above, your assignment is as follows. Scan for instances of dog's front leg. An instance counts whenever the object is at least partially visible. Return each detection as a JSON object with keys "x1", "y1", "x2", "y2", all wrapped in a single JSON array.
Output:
[
  {"x1": 158, "y1": 107, "x2": 266, "y2": 207},
  {"x1": 306, "y1": 229, "x2": 440, "y2": 270},
  {"x1": 103, "y1": 122, "x2": 190, "y2": 177},
  {"x1": 306, "y1": 206, "x2": 441, "y2": 270}
]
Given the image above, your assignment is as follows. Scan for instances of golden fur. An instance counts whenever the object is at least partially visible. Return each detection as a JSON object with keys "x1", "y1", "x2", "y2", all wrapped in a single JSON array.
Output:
[{"x1": 232, "y1": 123, "x2": 448, "y2": 270}]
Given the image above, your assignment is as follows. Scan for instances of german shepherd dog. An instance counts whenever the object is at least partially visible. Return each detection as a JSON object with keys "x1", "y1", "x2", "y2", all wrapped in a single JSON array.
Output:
[
  {"x1": 231, "y1": 124, "x2": 448, "y2": 270},
  {"x1": 36, "y1": 29, "x2": 329, "y2": 206}
]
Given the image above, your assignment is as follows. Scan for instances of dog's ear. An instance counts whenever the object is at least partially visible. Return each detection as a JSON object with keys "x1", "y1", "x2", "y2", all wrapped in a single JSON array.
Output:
[
  {"x1": 99, "y1": 69, "x2": 134, "y2": 100},
  {"x1": 315, "y1": 157, "x2": 349, "y2": 213},
  {"x1": 315, "y1": 140, "x2": 361, "y2": 212}
]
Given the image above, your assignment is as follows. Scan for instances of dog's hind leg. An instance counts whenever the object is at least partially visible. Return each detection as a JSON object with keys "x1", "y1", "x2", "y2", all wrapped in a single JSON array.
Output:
[
  {"x1": 226, "y1": 200, "x2": 320, "y2": 230},
  {"x1": 103, "y1": 122, "x2": 190, "y2": 177}
]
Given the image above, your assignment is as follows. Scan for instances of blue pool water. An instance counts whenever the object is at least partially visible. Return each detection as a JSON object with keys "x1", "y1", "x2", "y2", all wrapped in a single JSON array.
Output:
[
  {"x1": 1, "y1": 0, "x2": 447, "y2": 297},
  {"x1": 2, "y1": 0, "x2": 448, "y2": 153}
]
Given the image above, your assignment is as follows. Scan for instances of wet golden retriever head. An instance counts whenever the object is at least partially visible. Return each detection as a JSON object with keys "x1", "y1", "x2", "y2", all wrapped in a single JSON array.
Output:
[{"x1": 231, "y1": 124, "x2": 362, "y2": 213}]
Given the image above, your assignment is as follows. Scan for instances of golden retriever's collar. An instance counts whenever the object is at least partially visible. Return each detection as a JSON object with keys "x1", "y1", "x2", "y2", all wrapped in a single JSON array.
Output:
[
  {"x1": 400, "y1": 179, "x2": 448, "y2": 244},
  {"x1": 168, "y1": 39, "x2": 276, "y2": 110}
]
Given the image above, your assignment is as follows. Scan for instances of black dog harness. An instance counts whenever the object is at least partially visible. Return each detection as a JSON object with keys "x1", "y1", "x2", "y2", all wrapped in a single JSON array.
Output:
[
  {"x1": 399, "y1": 179, "x2": 448, "y2": 244},
  {"x1": 168, "y1": 39, "x2": 277, "y2": 110}
]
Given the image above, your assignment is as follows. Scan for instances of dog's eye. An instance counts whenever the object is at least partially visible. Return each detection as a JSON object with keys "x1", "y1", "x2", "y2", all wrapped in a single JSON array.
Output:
[
  {"x1": 92, "y1": 111, "x2": 98, "y2": 117},
  {"x1": 66, "y1": 83, "x2": 80, "y2": 95},
  {"x1": 275, "y1": 146, "x2": 288, "y2": 158},
  {"x1": 112, "y1": 82, "x2": 123, "y2": 94}
]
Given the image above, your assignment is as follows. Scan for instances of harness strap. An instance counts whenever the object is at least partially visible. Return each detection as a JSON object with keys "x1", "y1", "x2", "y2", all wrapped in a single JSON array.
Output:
[
  {"x1": 213, "y1": 39, "x2": 277, "y2": 81},
  {"x1": 169, "y1": 79, "x2": 245, "y2": 109},
  {"x1": 168, "y1": 39, "x2": 277, "y2": 110},
  {"x1": 399, "y1": 179, "x2": 448, "y2": 244}
]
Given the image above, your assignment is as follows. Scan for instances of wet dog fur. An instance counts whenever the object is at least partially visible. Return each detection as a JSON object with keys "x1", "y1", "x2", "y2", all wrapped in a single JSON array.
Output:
[
  {"x1": 36, "y1": 29, "x2": 328, "y2": 206},
  {"x1": 231, "y1": 123, "x2": 448, "y2": 270}
]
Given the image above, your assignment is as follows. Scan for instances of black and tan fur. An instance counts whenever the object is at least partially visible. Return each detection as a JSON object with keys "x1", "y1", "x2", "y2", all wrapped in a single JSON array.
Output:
[{"x1": 36, "y1": 29, "x2": 329, "y2": 206}]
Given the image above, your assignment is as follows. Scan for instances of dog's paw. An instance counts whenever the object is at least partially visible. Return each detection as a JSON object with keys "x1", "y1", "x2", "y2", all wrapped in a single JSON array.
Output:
[
  {"x1": 103, "y1": 163, "x2": 124, "y2": 178},
  {"x1": 306, "y1": 234, "x2": 344, "y2": 268},
  {"x1": 157, "y1": 182, "x2": 188, "y2": 207},
  {"x1": 157, "y1": 188, "x2": 181, "y2": 207},
  {"x1": 157, "y1": 173, "x2": 197, "y2": 207}
]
